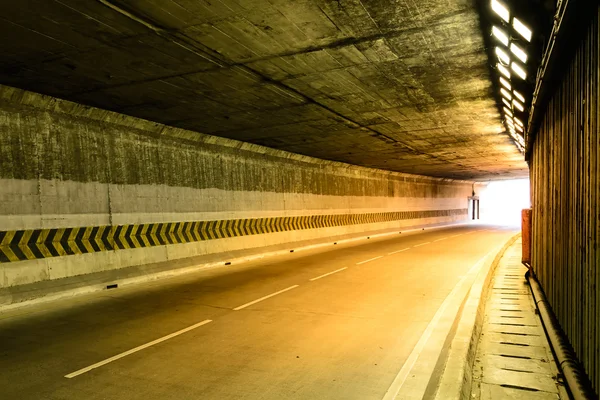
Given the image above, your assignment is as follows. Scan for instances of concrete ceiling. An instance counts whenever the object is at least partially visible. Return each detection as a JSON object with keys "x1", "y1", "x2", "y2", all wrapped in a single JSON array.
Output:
[{"x1": 0, "y1": 0, "x2": 528, "y2": 180}]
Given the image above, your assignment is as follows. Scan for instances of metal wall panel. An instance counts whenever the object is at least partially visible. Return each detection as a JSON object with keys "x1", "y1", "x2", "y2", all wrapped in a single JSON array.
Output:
[{"x1": 530, "y1": 7, "x2": 599, "y2": 395}]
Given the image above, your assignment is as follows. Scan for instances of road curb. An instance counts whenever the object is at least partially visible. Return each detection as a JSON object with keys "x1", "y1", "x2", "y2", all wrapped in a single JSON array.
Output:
[{"x1": 433, "y1": 232, "x2": 521, "y2": 400}]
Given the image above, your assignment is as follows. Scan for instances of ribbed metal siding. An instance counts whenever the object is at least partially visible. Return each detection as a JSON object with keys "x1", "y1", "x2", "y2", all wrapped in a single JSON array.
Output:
[{"x1": 530, "y1": 8, "x2": 599, "y2": 395}]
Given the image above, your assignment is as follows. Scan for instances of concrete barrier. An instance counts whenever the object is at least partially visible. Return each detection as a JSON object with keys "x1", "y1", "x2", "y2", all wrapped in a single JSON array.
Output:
[{"x1": 0, "y1": 84, "x2": 479, "y2": 306}]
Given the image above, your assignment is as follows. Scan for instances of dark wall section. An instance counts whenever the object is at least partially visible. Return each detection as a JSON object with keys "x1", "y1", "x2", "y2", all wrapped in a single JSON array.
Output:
[{"x1": 530, "y1": 7, "x2": 599, "y2": 395}]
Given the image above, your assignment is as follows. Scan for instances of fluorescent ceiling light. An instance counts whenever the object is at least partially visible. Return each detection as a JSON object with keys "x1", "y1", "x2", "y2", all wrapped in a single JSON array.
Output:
[
  {"x1": 500, "y1": 77, "x2": 511, "y2": 90},
  {"x1": 513, "y1": 18, "x2": 532, "y2": 42},
  {"x1": 513, "y1": 99, "x2": 524, "y2": 112},
  {"x1": 511, "y1": 62, "x2": 527, "y2": 79},
  {"x1": 496, "y1": 47, "x2": 510, "y2": 64},
  {"x1": 498, "y1": 63, "x2": 511, "y2": 78},
  {"x1": 492, "y1": 26, "x2": 509, "y2": 46},
  {"x1": 491, "y1": 0, "x2": 510, "y2": 22},
  {"x1": 502, "y1": 98, "x2": 511, "y2": 107},
  {"x1": 504, "y1": 107, "x2": 513, "y2": 117},
  {"x1": 515, "y1": 124, "x2": 524, "y2": 132},
  {"x1": 513, "y1": 90, "x2": 525, "y2": 103},
  {"x1": 514, "y1": 117, "x2": 524, "y2": 127},
  {"x1": 510, "y1": 43, "x2": 528, "y2": 63},
  {"x1": 500, "y1": 87, "x2": 512, "y2": 100}
]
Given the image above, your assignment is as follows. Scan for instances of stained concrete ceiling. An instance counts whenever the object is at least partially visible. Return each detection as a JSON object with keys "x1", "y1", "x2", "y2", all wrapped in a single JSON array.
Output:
[{"x1": 0, "y1": 0, "x2": 528, "y2": 180}]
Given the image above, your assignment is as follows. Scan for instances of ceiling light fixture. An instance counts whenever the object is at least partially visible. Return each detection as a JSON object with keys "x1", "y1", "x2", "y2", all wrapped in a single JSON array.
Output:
[
  {"x1": 513, "y1": 90, "x2": 525, "y2": 103},
  {"x1": 496, "y1": 47, "x2": 511, "y2": 64},
  {"x1": 498, "y1": 63, "x2": 511, "y2": 78},
  {"x1": 513, "y1": 99, "x2": 524, "y2": 112},
  {"x1": 502, "y1": 98, "x2": 511, "y2": 107},
  {"x1": 492, "y1": 26, "x2": 509, "y2": 46},
  {"x1": 500, "y1": 77, "x2": 511, "y2": 90},
  {"x1": 500, "y1": 88, "x2": 512, "y2": 100},
  {"x1": 513, "y1": 18, "x2": 532, "y2": 42},
  {"x1": 504, "y1": 107, "x2": 513, "y2": 117},
  {"x1": 515, "y1": 124, "x2": 524, "y2": 133},
  {"x1": 511, "y1": 62, "x2": 527, "y2": 79},
  {"x1": 491, "y1": 0, "x2": 510, "y2": 22},
  {"x1": 510, "y1": 43, "x2": 528, "y2": 63},
  {"x1": 514, "y1": 117, "x2": 524, "y2": 127}
]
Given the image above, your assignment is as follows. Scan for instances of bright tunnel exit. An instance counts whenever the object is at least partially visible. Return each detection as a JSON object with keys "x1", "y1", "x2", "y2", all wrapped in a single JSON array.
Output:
[{"x1": 479, "y1": 179, "x2": 530, "y2": 227}]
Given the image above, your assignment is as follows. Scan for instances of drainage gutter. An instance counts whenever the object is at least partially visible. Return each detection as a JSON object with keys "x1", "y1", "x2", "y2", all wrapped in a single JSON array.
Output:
[{"x1": 525, "y1": 268, "x2": 596, "y2": 400}]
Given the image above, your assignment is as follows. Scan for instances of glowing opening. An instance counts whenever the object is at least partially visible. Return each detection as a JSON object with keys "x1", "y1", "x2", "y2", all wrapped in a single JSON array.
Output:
[
  {"x1": 513, "y1": 90, "x2": 525, "y2": 103},
  {"x1": 513, "y1": 17, "x2": 532, "y2": 42},
  {"x1": 500, "y1": 87, "x2": 512, "y2": 100},
  {"x1": 511, "y1": 62, "x2": 527, "y2": 79},
  {"x1": 495, "y1": 47, "x2": 511, "y2": 64},
  {"x1": 510, "y1": 43, "x2": 528, "y2": 63},
  {"x1": 492, "y1": 26, "x2": 509, "y2": 46}
]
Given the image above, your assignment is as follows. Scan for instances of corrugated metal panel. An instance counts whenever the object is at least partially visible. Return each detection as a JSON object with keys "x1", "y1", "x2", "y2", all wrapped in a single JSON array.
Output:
[{"x1": 530, "y1": 6, "x2": 599, "y2": 395}]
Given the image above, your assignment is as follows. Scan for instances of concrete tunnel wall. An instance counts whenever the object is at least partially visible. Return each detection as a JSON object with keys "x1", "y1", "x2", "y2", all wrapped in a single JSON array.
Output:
[{"x1": 0, "y1": 84, "x2": 475, "y2": 305}]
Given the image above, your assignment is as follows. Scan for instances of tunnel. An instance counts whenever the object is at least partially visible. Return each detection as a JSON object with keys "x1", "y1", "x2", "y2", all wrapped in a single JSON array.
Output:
[{"x1": 0, "y1": 1, "x2": 598, "y2": 399}]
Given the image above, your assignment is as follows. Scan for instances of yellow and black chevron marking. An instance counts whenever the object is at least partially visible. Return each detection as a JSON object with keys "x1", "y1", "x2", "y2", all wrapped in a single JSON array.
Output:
[{"x1": 0, "y1": 208, "x2": 467, "y2": 263}]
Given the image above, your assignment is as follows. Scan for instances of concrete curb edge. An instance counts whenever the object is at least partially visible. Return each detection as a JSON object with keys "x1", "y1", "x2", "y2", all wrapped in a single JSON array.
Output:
[{"x1": 433, "y1": 232, "x2": 522, "y2": 400}]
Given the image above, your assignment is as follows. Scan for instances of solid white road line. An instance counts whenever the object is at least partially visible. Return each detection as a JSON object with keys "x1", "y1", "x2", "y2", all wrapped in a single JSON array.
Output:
[
  {"x1": 233, "y1": 285, "x2": 299, "y2": 311},
  {"x1": 65, "y1": 319, "x2": 213, "y2": 379},
  {"x1": 356, "y1": 256, "x2": 383, "y2": 265},
  {"x1": 309, "y1": 267, "x2": 347, "y2": 281},
  {"x1": 413, "y1": 242, "x2": 430, "y2": 247},
  {"x1": 382, "y1": 250, "x2": 494, "y2": 400},
  {"x1": 388, "y1": 248, "x2": 410, "y2": 255}
]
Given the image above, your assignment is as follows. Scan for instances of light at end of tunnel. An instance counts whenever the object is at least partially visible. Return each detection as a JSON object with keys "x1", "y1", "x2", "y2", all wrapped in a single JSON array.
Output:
[
  {"x1": 514, "y1": 117, "x2": 524, "y2": 127},
  {"x1": 491, "y1": 0, "x2": 510, "y2": 22},
  {"x1": 510, "y1": 43, "x2": 528, "y2": 63},
  {"x1": 500, "y1": 77, "x2": 511, "y2": 90},
  {"x1": 479, "y1": 179, "x2": 530, "y2": 226},
  {"x1": 503, "y1": 106, "x2": 513, "y2": 117},
  {"x1": 511, "y1": 62, "x2": 527, "y2": 79},
  {"x1": 502, "y1": 98, "x2": 511, "y2": 107},
  {"x1": 492, "y1": 26, "x2": 509, "y2": 46},
  {"x1": 513, "y1": 17, "x2": 532, "y2": 42},
  {"x1": 513, "y1": 90, "x2": 525, "y2": 103},
  {"x1": 513, "y1": 99, "x2": 524, "y2": 112},
  {"x1": 495, "y1": 47, "x2": 511, "y2": 64},
  {"x1": 500, "y1": 87, "x2": 512, "y2": 100}
]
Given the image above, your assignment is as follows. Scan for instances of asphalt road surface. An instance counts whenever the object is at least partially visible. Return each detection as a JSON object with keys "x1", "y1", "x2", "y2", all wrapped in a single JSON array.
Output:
[{"x1": 0, "y1": 223, "x2": 517, "y2": 400}]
